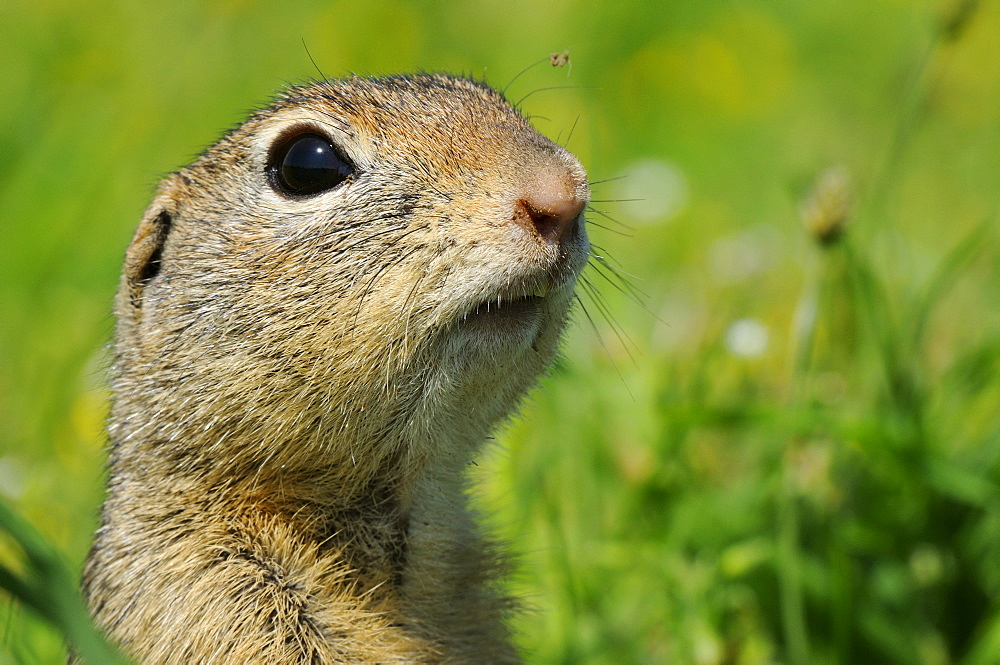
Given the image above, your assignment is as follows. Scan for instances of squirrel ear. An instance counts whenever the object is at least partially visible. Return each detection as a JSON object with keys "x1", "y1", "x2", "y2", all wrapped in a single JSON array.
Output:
[{"x1": 123, "y1": 177, "x2": 178, "y2": 311}]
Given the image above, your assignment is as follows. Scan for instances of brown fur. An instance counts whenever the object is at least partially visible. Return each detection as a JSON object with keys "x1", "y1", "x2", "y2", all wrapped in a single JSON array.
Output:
[{"x1": 82, "y1": 74, "x2": 589, "y2": 663}]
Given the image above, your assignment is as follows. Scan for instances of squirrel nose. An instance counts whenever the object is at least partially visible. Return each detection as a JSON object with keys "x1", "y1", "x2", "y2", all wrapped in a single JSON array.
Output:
[{"x1": 515, "y1": 169, "x2": 588, "y2": 245}]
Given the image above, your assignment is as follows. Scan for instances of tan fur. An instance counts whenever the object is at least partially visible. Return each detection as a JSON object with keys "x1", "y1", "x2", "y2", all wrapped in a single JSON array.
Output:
[{"x1": 82, "y1": 74, "x2": 589, "y2": 664}]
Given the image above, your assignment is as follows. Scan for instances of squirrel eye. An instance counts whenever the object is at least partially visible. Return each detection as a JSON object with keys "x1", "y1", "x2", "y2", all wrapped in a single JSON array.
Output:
[{"x1": 269, "y1": 133, "x2": 354, "y2": 196}]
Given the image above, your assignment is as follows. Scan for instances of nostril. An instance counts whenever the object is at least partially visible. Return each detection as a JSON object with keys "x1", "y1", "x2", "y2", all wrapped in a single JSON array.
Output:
[{"x1": 518, "y1": 195, "x2": 586, "y2": 244}]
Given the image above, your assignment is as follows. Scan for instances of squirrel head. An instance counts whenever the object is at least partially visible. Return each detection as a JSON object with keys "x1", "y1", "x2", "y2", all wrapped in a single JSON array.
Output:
[{"x1": 113, "y1": 74, "x2": 590, "y2": 487}]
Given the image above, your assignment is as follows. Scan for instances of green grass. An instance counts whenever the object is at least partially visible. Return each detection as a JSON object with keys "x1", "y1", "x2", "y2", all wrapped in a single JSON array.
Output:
[{"x1": 2, "y1": 0, "x2": 999, "y2": 663}]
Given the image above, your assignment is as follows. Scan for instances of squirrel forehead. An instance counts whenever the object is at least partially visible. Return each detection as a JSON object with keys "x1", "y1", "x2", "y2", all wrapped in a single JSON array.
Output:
[
  {"x1": 284, "y1": 74, "x2": 531, "y2": 139},
  {"x1": 211, "y1": 74, "x2": 560, "y2": 175}
]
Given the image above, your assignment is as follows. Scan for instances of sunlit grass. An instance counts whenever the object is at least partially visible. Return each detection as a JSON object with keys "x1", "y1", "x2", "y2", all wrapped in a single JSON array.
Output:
[{"x1": 2, "y1": 1, "x2": 998, "y2": 663}]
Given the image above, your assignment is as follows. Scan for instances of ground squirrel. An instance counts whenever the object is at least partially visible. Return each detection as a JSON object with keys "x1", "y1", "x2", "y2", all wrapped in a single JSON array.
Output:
[{"x1": 82, "y1": 73, "x2": 590, "y2": 664}]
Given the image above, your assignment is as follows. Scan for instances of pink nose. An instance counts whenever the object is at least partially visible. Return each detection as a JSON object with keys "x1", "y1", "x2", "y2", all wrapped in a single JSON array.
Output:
[{"x1": 515, "y1": 170, "x2": 588, "y2": 245}]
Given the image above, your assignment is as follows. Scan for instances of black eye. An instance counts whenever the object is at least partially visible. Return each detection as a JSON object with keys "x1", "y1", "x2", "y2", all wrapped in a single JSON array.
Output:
[{"x1": 269, "y1": 133, "x2": 354, "y2": 196}]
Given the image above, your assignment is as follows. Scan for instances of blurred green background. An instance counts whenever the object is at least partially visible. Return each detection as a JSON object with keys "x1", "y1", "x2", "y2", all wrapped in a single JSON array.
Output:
[{"x1": 2, "y1": 0, "x2": 999, "y2": 663}]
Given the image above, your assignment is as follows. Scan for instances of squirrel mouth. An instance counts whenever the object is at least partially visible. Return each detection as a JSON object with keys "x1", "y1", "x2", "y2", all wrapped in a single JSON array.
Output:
[
  {"x1": 468, "y1": 294, "x2": 543, "y2": 319},
  {"x1": 461, "y1": 281, "x2": 551, "y2": 323}
]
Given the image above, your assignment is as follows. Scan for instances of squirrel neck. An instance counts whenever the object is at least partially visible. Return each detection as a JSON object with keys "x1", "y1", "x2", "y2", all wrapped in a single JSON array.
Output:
[{"x1": 108, "y1": 407, "x2": 487, "y2": 522}]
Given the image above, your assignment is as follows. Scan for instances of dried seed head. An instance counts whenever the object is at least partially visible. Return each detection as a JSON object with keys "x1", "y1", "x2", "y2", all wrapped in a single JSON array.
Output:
[
  {"x1": 800, "y1": 166, "x2": 853, "y2": 247},
  {"x1": 549, "y1": 50, "x2": 571, "y2": 68}
]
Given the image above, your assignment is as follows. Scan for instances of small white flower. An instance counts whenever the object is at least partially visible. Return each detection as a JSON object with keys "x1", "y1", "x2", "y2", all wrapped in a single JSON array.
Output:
[
  {"x1": 615, "y1": 158, "x2": 689, "y2": 223},
  {"x1": 725, "y1": 318, "x2": 769, "y2": 358},
  {"x1": 0, "y1": 457, "x2": 26, "y2": 500}
]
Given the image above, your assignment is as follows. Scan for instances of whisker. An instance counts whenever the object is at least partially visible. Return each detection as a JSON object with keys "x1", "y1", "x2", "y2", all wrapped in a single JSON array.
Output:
[
  {"x1": 588, "y1": 256, "x2": 646, "y2": 302},
  {"x1": 352, "y1": 244, "x2": 426, "y2": 330},
  {"x1": 587, "y1": 253, "x2": 668, "y2": 326},
  {"x1": 501, "y1": 57, "x2": 549, "y2": 96},
  {"x1": 584, "y1": 220, "x2": 633, "y2": 237},
  {"x1": 588, "y1": 264, "x2": 659, "y2": 329},
  {"x1": 515, "y1": 85, "x2": 597, "y2": 107},
  {"x1": 562, "y1": 115, "x2": 581, "y2": 148},
  {"x1": 579, "y1": 276, "x2": 640, "y2": 361},
  {"x1": 324, "y1": 224, "x2": 420, "y2": 254},
  {"x1": 588, "y1": 245, "x2": 645, "y2": 287},
  {"x1": 588, "y1": 175, "x2": 628, "y2": 187},
  {"x1": 587, "y1": 207, "x2": 634, "y2": 231},
  {"x1": 282, "y1": 108, "x2": 351, "y2": 134},
  {"x1": 301, "y1": 38, "x2": 327, "y2": 81},
  {"x1": 399, "y1": 257, "x2": 438, "y2": 355},
  {"x1": 574, "y1": 293, "x2": 635, "y2": 400}
]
